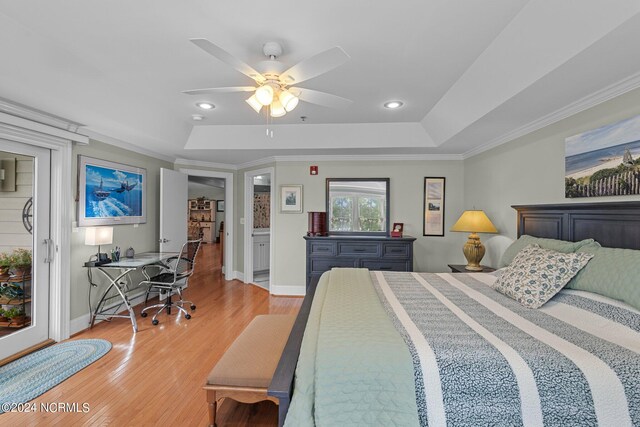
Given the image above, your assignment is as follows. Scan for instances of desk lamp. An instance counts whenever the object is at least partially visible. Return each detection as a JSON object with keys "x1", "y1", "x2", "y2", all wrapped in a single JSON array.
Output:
[
  {"x1": 450, "y1": 210, "x2": 497, "y2": 271},
  {"x1": 85, "y1": 226, "x2": 113, "y2": 264}
]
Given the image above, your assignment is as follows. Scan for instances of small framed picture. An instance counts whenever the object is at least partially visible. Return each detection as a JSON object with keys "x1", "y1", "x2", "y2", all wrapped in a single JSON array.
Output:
[
  {"x1": 216, "y1": 200, "x2": 224, "y2": 212},
  {"x1": 280, "y1": 184, "x2": 303, "y2": 213},
  {"x1": 391, "y1": 222, "x2": 404, "y2": 237},
  {"x1": 423, "y1": 177, "x2": 446, "y2": 236}
]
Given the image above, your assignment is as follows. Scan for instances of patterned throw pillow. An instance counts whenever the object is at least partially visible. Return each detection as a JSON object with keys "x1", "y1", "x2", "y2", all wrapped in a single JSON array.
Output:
[{"x1": 493, "y1": 244, "x2": 594, "y2": 309}]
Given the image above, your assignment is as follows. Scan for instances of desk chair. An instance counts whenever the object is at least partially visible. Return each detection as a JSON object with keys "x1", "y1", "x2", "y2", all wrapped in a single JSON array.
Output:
[{"x1": 140, "y1": 239, "x2": 202, "y2": 325}]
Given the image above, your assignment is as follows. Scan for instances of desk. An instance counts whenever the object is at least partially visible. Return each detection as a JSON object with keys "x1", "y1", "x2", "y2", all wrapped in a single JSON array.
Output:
[{"x1": 86, "y1": 252, "x2": 178, "y2": 333}]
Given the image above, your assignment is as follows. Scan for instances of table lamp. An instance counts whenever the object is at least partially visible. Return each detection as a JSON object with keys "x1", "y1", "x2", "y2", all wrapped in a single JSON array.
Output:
[
  {"x1": 450, "y1": 210, "x2": 497, "y2": 271},
  {"x1": 85, "y1": 226, "x2": 113, "y2": 263}
]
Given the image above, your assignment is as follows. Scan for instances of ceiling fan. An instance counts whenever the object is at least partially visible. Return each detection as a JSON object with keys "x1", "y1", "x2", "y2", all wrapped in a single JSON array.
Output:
[{"x1": 183, "y1": 39, "x2": 352, "y2": 117}]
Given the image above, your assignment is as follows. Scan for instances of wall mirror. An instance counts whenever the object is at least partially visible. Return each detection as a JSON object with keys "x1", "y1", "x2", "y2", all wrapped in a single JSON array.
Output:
[{"x1": 326, "y1": 178, "x2": 390, "y2": 235}]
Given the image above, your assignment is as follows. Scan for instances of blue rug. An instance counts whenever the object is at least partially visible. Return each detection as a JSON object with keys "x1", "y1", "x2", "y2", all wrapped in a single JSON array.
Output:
[{"x1": 0, "y1": 339, "x2": 111, "y2": 412}]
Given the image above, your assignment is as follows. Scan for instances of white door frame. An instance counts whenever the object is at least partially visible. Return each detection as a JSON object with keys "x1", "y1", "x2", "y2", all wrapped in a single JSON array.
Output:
[
  {"x1": 0, "y1": 116, "x2": 79, "y2": 343},
  {"x1": 243, "y1": 167, "x2": 275, "y2": 291},
  {"x1": 179, "y1": 168, "x2": 234, "y2": 278}
]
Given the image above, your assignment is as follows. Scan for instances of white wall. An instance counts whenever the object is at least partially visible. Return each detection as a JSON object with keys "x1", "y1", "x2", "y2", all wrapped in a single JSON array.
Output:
[
  {"x1": 464, "y1": 86, "x2": 640, "y2": 267},
  {"x1": 272, "y1": 160, "x2": 466, "y2": 293}
]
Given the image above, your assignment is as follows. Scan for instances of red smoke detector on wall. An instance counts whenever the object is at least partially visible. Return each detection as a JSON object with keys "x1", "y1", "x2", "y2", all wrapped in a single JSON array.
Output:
[{"x1": 310, "y1": 166, "x2": 318, "y2": 175}]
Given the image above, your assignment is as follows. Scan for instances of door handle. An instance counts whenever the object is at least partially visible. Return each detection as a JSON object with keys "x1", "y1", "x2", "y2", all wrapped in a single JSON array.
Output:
[{"x1": 44, "y1": 238, "x2": 54, "y2": 263}]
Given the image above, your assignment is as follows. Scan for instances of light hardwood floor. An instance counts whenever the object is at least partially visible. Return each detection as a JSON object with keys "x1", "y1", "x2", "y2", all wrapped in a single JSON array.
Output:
[{"x1": 2, "y1": 243, "x2": 302, "y2": 426}]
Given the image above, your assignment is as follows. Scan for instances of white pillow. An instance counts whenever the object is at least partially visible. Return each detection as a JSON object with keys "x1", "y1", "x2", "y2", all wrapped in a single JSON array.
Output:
[{"x1": 492, "y1": 244, "x2": 594, "y2": 309}]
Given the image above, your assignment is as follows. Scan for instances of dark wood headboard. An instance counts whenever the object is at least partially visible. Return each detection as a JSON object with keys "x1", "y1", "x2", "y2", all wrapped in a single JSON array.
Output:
[{"x1": 512, "y1": 201, "x2": 640, "y2": 250}]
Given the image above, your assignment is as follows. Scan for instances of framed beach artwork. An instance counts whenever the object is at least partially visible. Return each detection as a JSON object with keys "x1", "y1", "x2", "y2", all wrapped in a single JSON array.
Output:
[
  {"x1": 565, "y1": 113, "x2": 640, "y2": 198},
  {"x1": 423, "y1": 177, "x2": 445, "y2": 236},
  {"x1": 280, "y1": 184, "x2": 303, "y2": 213},
  {"x1": 78, "y1": 156, "x2": 146, "y2": 226}
]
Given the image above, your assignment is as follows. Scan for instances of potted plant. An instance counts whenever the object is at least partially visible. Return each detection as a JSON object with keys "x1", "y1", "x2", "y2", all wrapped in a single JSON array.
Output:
[
  {"x1": 0, "y1": 252, "x2": 10, "y2": 280},
  {"x1": 5, "y1": 307, "x2": 26, "y2": 324},
  {"x1": 10, "y1": 248, "x2": 32, "y2": 280},
  {"x1": 0, "y1": 308, "x2": 8, "y2": 322}
]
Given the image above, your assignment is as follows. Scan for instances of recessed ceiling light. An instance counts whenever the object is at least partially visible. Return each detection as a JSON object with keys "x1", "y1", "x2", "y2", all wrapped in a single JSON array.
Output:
[
  {"x1": 196, "y1": 102, "x2": 215, "y2": 110},
  {"x1": 384, "y1": 100, "x2": 404, "y2": 109},
  {"x1": 192, "y1": 114, "x2": 204, "y2": 121}
]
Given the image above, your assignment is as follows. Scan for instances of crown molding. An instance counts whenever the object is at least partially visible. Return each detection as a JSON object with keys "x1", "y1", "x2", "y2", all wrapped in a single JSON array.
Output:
[
  {"x1": 0, "y1": 96, "x2": 85, "y2": 134},
  {"x1": 232, "y1": 153, "x2": 463, "y2": 170},
  {"x1": 82, "y1": 129, "x2": 176, "y2": 163},
  {"x1": 462, "y1": 70, "x2": 640, "y2": 160},
  {"x1": 174, "y1": 158, "x2": 238, "y2": 171},
  {"x1": 236, "y1": 157, "x2": 276, "y2": 170},
  {"x1": 0, "y1": 111, "x2": 88, "y2": 144},
  {"x1": 272, "y1": 153, "x2": 463, "y2": 162}
]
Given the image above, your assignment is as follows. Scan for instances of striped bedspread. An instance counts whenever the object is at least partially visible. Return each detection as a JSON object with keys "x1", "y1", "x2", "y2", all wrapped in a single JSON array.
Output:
[
  {"x1": 372, "y1": 271, "x2": 640, "y2": 427},
  {"x1": 285, "y1": 268, "x2": 640, "y2": 427}
]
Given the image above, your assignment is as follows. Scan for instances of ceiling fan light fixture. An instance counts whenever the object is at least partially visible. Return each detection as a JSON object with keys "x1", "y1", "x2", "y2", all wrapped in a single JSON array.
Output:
[
  {"x1": 270, "y1": 99, "x2": 286, "y2": 117},
  {"x1": 245, "y1": 95, "x2": 262, "y2": 113},
  {"x1": 255, "y1": 85, "x2": 274, "y2": 106},
  {"x1": 279, "y1": 89, "x2": 299, "y2": 112}
]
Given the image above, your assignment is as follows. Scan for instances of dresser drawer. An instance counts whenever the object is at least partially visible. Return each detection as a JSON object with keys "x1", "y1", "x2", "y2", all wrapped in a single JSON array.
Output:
[
  {"x1": 337, "y1": 242, "x2": 379, "y2": 256},
  {"x1": 361, "y1": 260, "x2": 410, "y2": 271},
  {"x1": 310, "y1": 257, "x2": 359, "y2": 273},
  {"x1": 382, "y1": 243, "x2": 410, "y2": 258},
  {"x1": 304, "y1": 235, "x2": 416, "y2": 289},
  {"x1": 309, "y1": 241, "x2": 335, "y2": 256}
]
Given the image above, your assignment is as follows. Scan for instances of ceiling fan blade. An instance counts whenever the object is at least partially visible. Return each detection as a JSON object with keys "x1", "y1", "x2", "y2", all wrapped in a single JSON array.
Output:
[
  {"x1": 182, "y1": 86, "x2": 256, "y2": 95},
  {"x1": 294, "y1": 88, "x2": 353, "y2": 109},
  {"x1": 280, "y1": 47, "x2": 350, "y2": 85},
  {"x1": 190, "y1": 38, "x2": 265, "y2": 83}
]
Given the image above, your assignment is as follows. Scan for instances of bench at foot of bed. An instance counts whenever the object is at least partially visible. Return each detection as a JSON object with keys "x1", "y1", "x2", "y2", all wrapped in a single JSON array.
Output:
[{"x1": 204, "y1": 314, "x2": 295, "y2": 427}]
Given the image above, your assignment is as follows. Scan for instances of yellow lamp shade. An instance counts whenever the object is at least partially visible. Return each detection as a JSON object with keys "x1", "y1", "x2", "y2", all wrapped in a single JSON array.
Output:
[
  {"x1": 270, "y1": 99, "x2": 286, "y2": 117},
  {"x1": 245, "y1": 94, "x2": 262, "y2": 113},
  {"x1": 450, "y1": 210, "x2": 497, "y2": 233},
  {"x1": 255, "y1": 85, "x2": 274, "y2": 106},
  {"x1": 279, "y1": 89, "x2": 299, "y2": 112}
]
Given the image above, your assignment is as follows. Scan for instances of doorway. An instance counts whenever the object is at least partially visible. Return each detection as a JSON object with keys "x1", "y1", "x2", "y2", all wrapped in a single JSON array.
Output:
[
  {"x1": 178, "y1": 169, "x2": 234, "y2": 279},
  {"x1": 187, "y1": 175, "x2": 225, "y2": 273},
  {"x1": 0, "y1": 142, "x2": 51, "y2": 360},
  {"x1": 244, "y1": 167, "x2": 274, "y2": 291}
]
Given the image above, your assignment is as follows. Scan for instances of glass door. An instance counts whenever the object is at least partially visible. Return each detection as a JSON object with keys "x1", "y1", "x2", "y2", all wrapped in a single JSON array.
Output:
[{"x1": 0, "y1": 141, "x2": 51, "y2": 360}]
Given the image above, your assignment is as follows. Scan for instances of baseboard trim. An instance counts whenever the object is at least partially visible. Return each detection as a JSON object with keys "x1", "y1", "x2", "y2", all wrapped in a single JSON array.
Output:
[
  {"x1": 69, "y1": 291, "x2": 149, "y2": 336},
  {"x1": 270, "y1": 285, "x2": 306, "y2": 296}
]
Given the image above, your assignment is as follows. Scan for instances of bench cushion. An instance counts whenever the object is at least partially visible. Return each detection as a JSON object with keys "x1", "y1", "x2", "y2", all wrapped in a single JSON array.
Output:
[{"x1": 207, "y1": 314, "x2": 295, "y2": 388}]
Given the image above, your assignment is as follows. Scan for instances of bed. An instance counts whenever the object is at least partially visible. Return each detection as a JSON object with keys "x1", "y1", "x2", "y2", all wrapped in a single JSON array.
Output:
[{"x1": 268, "y1": 202, "x2": 640, "y2": 426}]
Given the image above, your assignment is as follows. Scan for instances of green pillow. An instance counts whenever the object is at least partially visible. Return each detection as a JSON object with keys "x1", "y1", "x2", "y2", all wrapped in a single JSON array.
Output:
[
  {"x1": 567, "y1": 242, "x2": 640, "y2": 311},
  {"x1": 499, "y1": 235, "x2": 594, "y2": 268}
]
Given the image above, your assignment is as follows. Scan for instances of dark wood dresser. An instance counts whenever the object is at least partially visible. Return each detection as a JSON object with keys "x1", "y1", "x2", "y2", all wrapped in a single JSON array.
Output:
[{"x1": 304, "y1": 235, "x2": 417, "y2": 289}]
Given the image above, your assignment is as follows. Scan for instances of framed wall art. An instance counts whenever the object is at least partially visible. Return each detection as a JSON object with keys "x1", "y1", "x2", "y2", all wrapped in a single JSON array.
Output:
[
  {"x1": 216, "y1": 200, "x2": 225, "y2": 212},
  {"x1": 280, "y1": 184, "x2": 303, "y2": 213},
  {"x1": 78, "y1": 156, "x2": 146, "y2": 226},
  {"x1": 565, "y1": 113, "x2": 640, "y2": 198},
  {"x1": 423, "y1": 177, "x2": 445, "y2": 236}
]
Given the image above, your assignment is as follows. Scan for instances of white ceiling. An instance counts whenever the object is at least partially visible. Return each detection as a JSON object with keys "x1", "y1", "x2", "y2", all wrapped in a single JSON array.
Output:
[{"x1": 1, "y1": 1, "x2": 639, "y2": 165}]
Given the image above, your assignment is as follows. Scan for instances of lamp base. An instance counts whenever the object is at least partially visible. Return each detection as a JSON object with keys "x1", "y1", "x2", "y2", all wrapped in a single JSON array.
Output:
[{"x1": 462, "y1": 232, "x2": 485, "y2": 271}]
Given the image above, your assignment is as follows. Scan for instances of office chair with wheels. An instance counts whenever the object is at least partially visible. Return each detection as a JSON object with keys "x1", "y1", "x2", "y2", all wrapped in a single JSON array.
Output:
[{"x1": 140, "y1": 239, "x2": 202, "y2": 325}]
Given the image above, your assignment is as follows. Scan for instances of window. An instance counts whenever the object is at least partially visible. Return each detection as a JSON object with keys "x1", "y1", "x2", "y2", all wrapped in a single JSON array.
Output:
[{"x1": 326, "y1": 179, "x2": 390, "y2": 235}]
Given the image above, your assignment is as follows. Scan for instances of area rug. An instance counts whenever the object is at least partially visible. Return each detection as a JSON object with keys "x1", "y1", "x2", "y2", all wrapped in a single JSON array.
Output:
[{"x1": 0, "y1": 339, "x2": 111, "y2": 412}]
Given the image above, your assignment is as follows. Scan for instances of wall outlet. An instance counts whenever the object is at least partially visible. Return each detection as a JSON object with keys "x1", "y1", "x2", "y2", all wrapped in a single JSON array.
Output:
[{"x1": 240, "y1": 218, "x2": 245, "y2": 225}]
